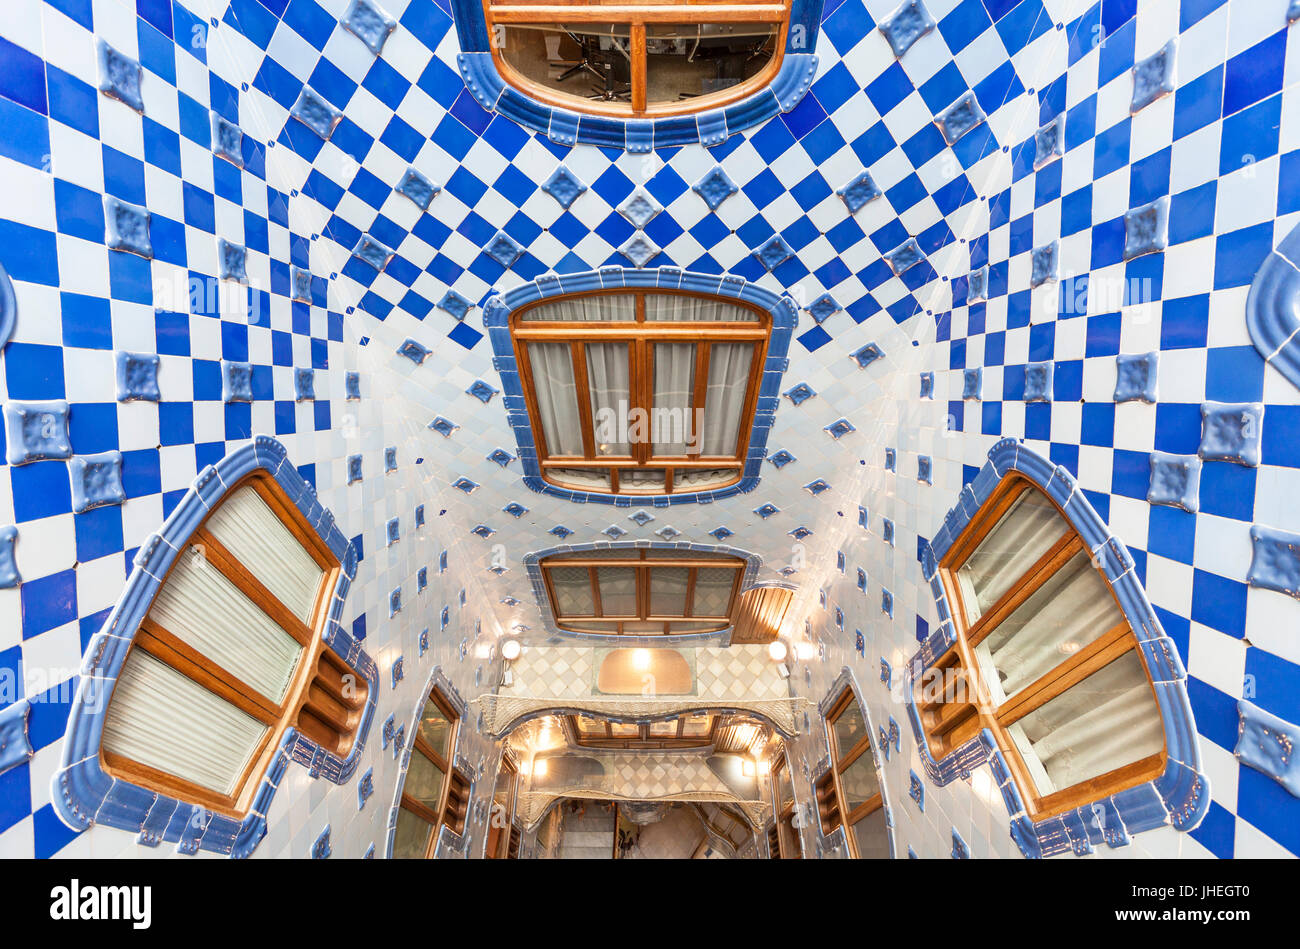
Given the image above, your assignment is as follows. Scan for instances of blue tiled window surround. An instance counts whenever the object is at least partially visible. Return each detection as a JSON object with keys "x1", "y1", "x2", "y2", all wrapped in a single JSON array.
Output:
[
  {"x1": 905, "y1": 439, "x2": 1208, "y2": 859},
  {"x1": 523, "y1": 539, "x2": 781, "y2": 646},
  {"x1": 51, "y1": 437, "x2": 377, "y2": 859},
  {"x1": 808, "y1": 666, "x2": 897, "y2": 859},
  {"x1": 384, "y1": 667, "x2": 471, "y2": 858},
  {"x1": 453, "y1": 0, "x2": 823, "y2": 149},
  {"x1": 483, "y1": 267, "x2": 796, "y2": 506}
]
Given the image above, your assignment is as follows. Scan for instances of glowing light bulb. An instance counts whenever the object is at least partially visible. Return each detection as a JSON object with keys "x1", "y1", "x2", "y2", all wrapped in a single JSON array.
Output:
[
  {"x1": 501, "y1": 638, "x2": 522, "y2": 661},
  {"x1": 631, "y1": 648, "x2": 652, "y2": 671},
  {"x1": 767, "y1": 640, "x2": 788, "y2": 662}
]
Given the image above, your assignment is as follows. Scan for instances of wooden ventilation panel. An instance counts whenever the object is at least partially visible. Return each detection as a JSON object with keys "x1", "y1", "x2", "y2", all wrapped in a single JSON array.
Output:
[
  {"x1": 766, "y1": 822, "x2": 781, "y2": 859},
  {"x1": 294, "y1": 647, "x2": 368, "y2": 757},
  {"x1": 443, "y1": 769, "x2": 471, "y2": 836},
  {"x1": 507, "y1": 825, "x2": 521, "y2": 859},
  {"x1": 730, "y1": 585, "x2": 794, "y2": 643},
  {"x1": 814, "y1": 770, "x2": 841, "y2": 836}
]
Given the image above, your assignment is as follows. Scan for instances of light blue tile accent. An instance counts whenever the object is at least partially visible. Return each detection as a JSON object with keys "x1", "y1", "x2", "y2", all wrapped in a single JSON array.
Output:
[
  {"x1": 1247, "y1": 524, "x2": 1300, "y2": 598},
  {"x1": 0, "y1": 526, "x2": 18, "y2": 588},
  {"x1": 69, "y1": 451, "x2": 126, "y2": 514},
  {"x1": 353, "y1": 233, "x2": 394, "y2": 271},
  {"x1": 1115, "y1": 351, "x2": 1158, "y2": 403},
  {"x1": 1235, "y1": 699, "x2": 1300, "y2": 797},
  {"x1": 619, "y1": 189, "x2": 662, "y2": 229},
  {"x1": 1131, "y1": 39, "x2": 1177, "y2": 113},
  {"x1": 342, "y1": 0, "x2": 397, "y2": 55},
  {"x1": 0, "y1": 700, "x2": 32, "y2": 775},
  {"x1": 837, "y1": 170, "x2": 882, "y2": 213},
  {"x1": 115, "y1": 352, "x2": 160, "y2": 402},
  {"x1": 3, "y1": 400, "x2": 72, "y2": 465},
  {"x1": 291, "y1": 86, "x2": 342, "y2": 140},
  {"x1": 936, "y1": 93, "x2": 985, "y2": 145},
  {"x1": 1033, "y1": 113, "x2": 1064, "y2": 171},
  {"x1": 397, "y1": 167, "x2": 439, "y2": 209},
  {"x1": 96, "y1": 40, "x2": 143, "y2": 112},
  {"x1": 1198, "y1": 401, "x2": 1263, "y2": 466},
  {"x1": 1030, "y1": 240, "x2": 1058, "y2": 287},
  {"x1": 222, "y1": 360, "x2": 253, "y2": 402},
  {"x1": 879, "y1": 0, "x2": 935, "y2": 58},
  {"x1": 884, "y1": 237, "x2": 924, "y2": 275},
  {"x1": 211, "y1": 113, "x2": 243, "y2": 167},
  {"x1": 541, "y1": 166, "x2": 587, "y2": 209},
  {"x1": 693, "y1": 166, "x2": 738, "y2": 211},
  {"x1": 218, "y1": 239, "x2": 247, "y2": 282},
  {"x1": 1124, "y1": 195, "x2": 1170, "y2": 260},
  {"x1": 103, "y1": 196, "x2": 153, "y2": 258}
]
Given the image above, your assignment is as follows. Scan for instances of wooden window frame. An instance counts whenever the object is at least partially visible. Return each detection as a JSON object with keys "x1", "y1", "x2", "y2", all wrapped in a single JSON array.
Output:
[
  {"x1": 511, "y1": 288, "x2": 770, "y2": 496},
  {"x1": 484, "y1": 0, "x2": 792, "y2": 119},
  {"x1": 540, "y1": 548, "x2": 747, "y2": 634},
  {"x1": 767, "y1": 752, "x2": 800, "y2": 859},
  {"x1": 398, "y1": 686, "x2": 470, "y2": 858},
  {"x1": 920, "y1": 473, "x2": 1166, "y2": 822},
  {"x1": 820, "y1": 688, "x2": 883, "y2": 859},
  {"x1": 486, "y1": 756, "x2": 519, "y2": 859},
  {"x1": 100, "y1": 471, "x2": 367, "y2": 820},
  {"x1": 565, "y1": 711, "x2": 719, "y2": 748}
]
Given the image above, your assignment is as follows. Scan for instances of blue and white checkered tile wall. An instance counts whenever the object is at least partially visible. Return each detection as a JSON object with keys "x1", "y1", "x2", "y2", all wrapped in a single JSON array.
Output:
[{"x1": 0, "y1": 0, "x2": 1297, "y2": 858}]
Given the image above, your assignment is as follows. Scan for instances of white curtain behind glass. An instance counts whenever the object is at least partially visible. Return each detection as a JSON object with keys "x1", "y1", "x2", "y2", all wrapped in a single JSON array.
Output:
[
  {"x1": 204, "y1": 485, "x2": 324, "y2": 622},
  {"x1": 148, "y1": 546, "x2": 302, "y2": 702},
  {"x1": 644, "y1": 294, "x2": 754, "y2": 322},
  {"x1": 653, "y1": 343, "x2": 696, "y2": 454},
  {"x1": 1008, "y1": 651, "x2": 1164, "y2": 797},
  {"x1": 955, "y1": 491, "x2": 1064, "y2": 624},
  {"x1": 522, "y1": 294, "x2": 636, "y2": 321},
  {"x1": 527, "y1": 342, "x2": 584, "y2": 456},
  {"x1": 102, "y1": 650, "x2": 268, "y2": 795},
  {"x1": 702, "y1": 343, "x2": 753, "y2": 455},
  {"x1": 974, "y1": 552, "x2": 1125, "y2": 702},
  {"x1": 586, "y1": 342, "x2": 630, "y2": 455}
]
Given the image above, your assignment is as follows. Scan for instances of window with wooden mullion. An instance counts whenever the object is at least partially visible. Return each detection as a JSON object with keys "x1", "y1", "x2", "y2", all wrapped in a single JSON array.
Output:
[
  {"x1": 99, "y1": 473, "x2": 356, "y2": 818},
  {"x1": 823, "y1": 689, "x2": 886, "y2": 858},
  {"x1": 394, "y1": 689, "x2": 460, "y2": 858},
  {"x1": 927, "y1": 475, "x2": 1167, "y2": 821}
]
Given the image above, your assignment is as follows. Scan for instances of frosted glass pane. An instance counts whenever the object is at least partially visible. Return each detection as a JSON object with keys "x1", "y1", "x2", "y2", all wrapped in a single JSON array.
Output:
[
  {"x1": 832, "y1": 696, "x2": 867, "y2": 757},
  {"x1": 522, "y1": 294, "x2": 636, "y2": 321},
  {"x1": 649, "y1": 567, "x2": 688, "y2": 616},
  {"x1": 405, "y1": 751, "x2": 445, "y2": 811},
  {"x1": 840, "y1": 752, "x2": 880, "y2": 812},
  {"x1": 550, "y1": 566, "x2": 595, "y2": 616},
  {"x1": 596, "y1": 567, "x2": 637, "y2": 616},
  {"x1": 955, "y1": 490, "x2": 1064, "y2": 624},
  {"x1": 691, "y1": 567, "x2": 736, "y2": 616},
  {"x1": 148, "y1": 545, "x2": 303, "y2": 702},
  {"x1": 417, "y1": 697, "x2": 454, "y2": 759},
  {"x1": 701, "y1": 342, "x2": 753, "y2": 455},
  {"x1": 527, "y1": 343, "x2": 583, "y2": 457},
  {"x1": 103, "y1": 650, "x2": 267, "y2": 796},
  {"x1": 644, "y1": 294, "x2": 756, "y2": 322},
  {"x1": 393, "y1": 807, "x2": 434, "y2": 858},
  {"x1": 204, "y1": 484, "x2": 325, "y2": 622}
]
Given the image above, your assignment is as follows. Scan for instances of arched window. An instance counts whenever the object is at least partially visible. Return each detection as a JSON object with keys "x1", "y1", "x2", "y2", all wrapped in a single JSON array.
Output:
[
  {"x1": 487, "y1": 4, "x2": 789, "y2": 119},
  {"x1": 511, "y1": 289, "x2": 770, "y2": 496},
  {"x1": 392, "y1": 684, "x2": 471, "y2": 858},
  {"x1": 816, "y1": 686, "x2": 890, "y2": 859},
  {"x1": 921, "y1": 474, "x2": 1168, "y2": 820},
  {"x1": 53, "y1": 438, "x2": 375, "y2": 857},
  {"x1": 540, "y1": 548, "x2": 746, "y2": 634},
  {"x1": 100, "y1": 472, "x2": 367, "y2": 816}
]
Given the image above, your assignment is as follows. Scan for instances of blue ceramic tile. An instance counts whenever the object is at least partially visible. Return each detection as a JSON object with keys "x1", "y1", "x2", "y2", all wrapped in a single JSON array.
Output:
[
  {"x1": 1033, "y1": 113, "x2": 1064, "y2": 170},
  {"x1": 0, "y1": 526, "x2": 18, "y2": 588},
  {"x1": 880, "y1": 0, "x2": 936, "y2": 58},
  {"x1": 294, "y1": 368, "x2": 315, "y2": 402},
  {"x1": 1124, "y1": 195, "x2": 1170, "y2": 260},
  {"x1": 1235, "y1": 699, "x2": 1300, "y2": 797},
  {"x1": 103, "y1": 196, "x2": 153, "y2": 258},
  {"x1": 211, "y1": 114, "x2": 243, "y2": 167},
  {"x1": 342, "y1": 0, "x2": 397, "y2": 55},
  {"x1": 968, "y1": 264, "x2": 989, "y2": 302},
  {"x1": 438, "y1": 289, "x2": 471, "y2": 320},
  {"x1": 0, "y1": 700, "x2": 32, "y2": 774},
  {"x1": 825, "y1": 418, "x2": 855, "y2": 439},
  {"x1": 429, "y1": 416, "x2": 459, "y2": 436},
  {"x1": 754, "y1": 234, "x2": 794, "y2": 271},
  {"x1": 397, "y1": 167, "x2": 439, "y2": 209},
  {"x1": 1199, "y1": 401, "x2": 1263, "y2": 466},
  {"x1": 96, "y1": 40, "x2": 143, "y2": 113},
  {"x1": 115, "y1": 352, "x2": 160, "y2": 402},
  {"x1": 693, "y1": 166, "x2": 738, "y2": 211},
  {"x1": 783, "y1": 382, "x2": 815, "y2": 405},
  {"x1": 618, "y1": 189, "x2": 662, "y2": 229},
  {"x1": 837, "y1": 170, "x2": 882, "y2": 213},
  {"x1": 620, "y1": 234, "x2": 660, "y2": 268},
  {"x1": 290, "y1": 265, "x2": 313, "y2": 303},
  {"x1": 353, "y1": 234, "x2": 394, "y2": 271},
  {"x1": 884, "y1": 237, "x2": 924, "y2": 275},
  {"x1": 1132, "y1": 39, "x2": 1177, "y2": 113},
  {"x1": 291, "y1": 87, "x2": 342, "y2": 140},
  {"x1": 218, "y1": 239, "x2": 247, "y2": 282},
  {"x1": 3, "y1": 400, "x2": 72, "y2": 465},
  {"x1": 807, "y1": 293, "x2": 841, "y2": 323},
  {"x1": 851, "y1": 342, "x2": 885, "y2": 368},
  {"x1": 1030, "y1": 240, "x2": 1058, "y2": 287},
  {"x1": 222, "y1": 360, "x2": 253, "y2": 402},
  {"x1": 1115, "y1": 351, "x2": 1158, "y2": 402},
  {"x1": 1147, "y1": 452, "x2": 1201, "y2": 512},
  {"x1": 541, "y1": 166, "x2": 587, "y2": 209},
  {"x1": 345, "y1": 371, "x2": 362, "y2": 401},
  {"x1": 1025, "y1": 361, "x2": 1053, "y2": 401},
  {"x1": 1247, "y1": 524, "x2": 1300, "y2": 598},
  {"x1": 467, "y1": 380, "x2": 499, "y2": 402},
  {"x1": 69, "y1": 451, "x2": 125, "y2": 513},
  {"x1": 937, "y1": 93, "x2": 986, "y2": 145},
  {"x1": 962, "y1": 367, "x2": 982, "y2": 400}
]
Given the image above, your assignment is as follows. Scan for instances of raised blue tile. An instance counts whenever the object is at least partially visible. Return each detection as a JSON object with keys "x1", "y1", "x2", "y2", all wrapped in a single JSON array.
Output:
[
  {"x1": 467, "y1": 380, "x2": 499, "y2": 402},
  {"x1": 345, "y1": 371, "x2": 362, "y2": 401},
  {"x1": 218, "y1": 239, "x2": 247, "y2": 282},
  {"x1": 294, "y1": 368, "x2": 315, "y2": 402},
  {"x1": 851, "y1": 342, "x2": 885, "y2": 369},
  {"x1": 968, "y1": 264, "x2": 989, "y2": 302},
  {"x1": 1235, "y1": 699, "x2": 1300, "y2": 797},
  {"x1": 1030, "y1": 241, "x2": 1058, "y2": 287},
  {"x1": 753, "y1": 234, "x2": 794, "y2": 271},
  {"x1": 398, "y1": 339, "x2": 430, "y2": 365},
  {"x1": 429, "y1": 415, "x2": 459, "y2": 436},
  {"x1": 211, "y1": 114, "x2": 244, "y2": 167},
  {"x1": 837, "y1": 170, "x2": 882, "y2": 213},
  {"x1": 1147, "y1": 452, "x2": 1201, "y2": 513},
  {"x1": 115, "y1": 352, "x2": 160, "y2": 402},
  {"x1": 962, "y1": 367, "x2": 982, "y2": 400},
  {"x1": 1124, "y1": 196, "x2": 1170, "y2": 260},
  {"x1": 222, "y1": 360, "x2": 253, "y2": 402},
  {"x1": 486, "y1": 231, "x2": 524, "y2": 268},
  {"x1": 69, "y1": 451, "x2": 125, "y2": 514},
  {"x1": 807, "y1": 293, "x2": 840, "y2": 324},
  {"x1": 541, "y1": 166, "x2": 588, "y2": 210},
  {"x1": 290, "y1": 265, "x2": 313, "y2": 303},
  {"x1": 4, "y1": 400, "x2": 71, "y2": 465},
  {"x1": 1131, "y1": 39, "x2": 1177, "y2": 113},
  {"x1": 1024, "y1": 361, "x2": 1053, "y2": 402},
  {"x1": 343, "y1": 0, "x2": 397, "y2": 55},
  {"x1": 1033, "y1": 114, "x2": 1064, "y2": 171},
  {"x1": 1247, "y1": 524, "x2": 1300, "y2": 598},
  {"x1": 0, "y1": 526, "x2": 18, "y2": 588},
  {"x1": 693, "y1": 166, "x2": 738, "y2": 211},
  {"x1": 438, "y1": 290, "x2": 472, "y2": 321},
  {"x1": 0, "y1": 260, "x2": 13, "y2": 354},
  {"x1": 879, "y1": 0, "x2": 936, "y2": 58},
  {"x1": 353, "y1": 234, "x2": 394, "y2": 271},
  {"x1": 397, "y1": 167, "x2": 439, "y2": 210},
  {"x1": 97, "y1": 40, "x2": 143, "y2": 112},
  {"x1": 1199, "y1": 401, "x2": 1263, "y2": 466},
  {"x1": 619, "y1": 189, "x2": 662, "y2": 229},
  {"x1": 620, "y1": 234, "x2": 660, "y2": 268},
  {"x1": 1115, "y1": 352, "x2": 1158, "y2": 403},
  {"x1": 783, "y1": 382, "x2": 816, "y2": 405},
  {"x1": 709, "y1": 526, "x2": 733, "y2": 541},
  {"x1": 825, "y1": 418, "x2": 855, "y2": 439},
  {"x1": 937, "y1": 93, "x2": 986, "y2": 145},
  {"x1": 104, "y1": 196, "x2": 153, "y2": 258},
  {"x1": 884, "y1": 238, "x2": 924, "y2": 275},
  {"x1": 0, "y1": 700, "x2": 32, "y2": 775},
  {"x1": 291, "y1": 87, "x2": 342, "y2": 140}
]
